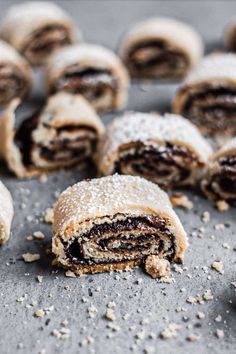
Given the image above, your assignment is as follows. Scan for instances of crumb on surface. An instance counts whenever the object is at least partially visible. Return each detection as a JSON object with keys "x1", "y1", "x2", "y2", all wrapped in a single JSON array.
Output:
[
  {"x1": 145, "y1": 255, "x2": 170, "y2": 279},
  {"x1": 22, "y1": 253, "x2": 40, "y2": 263},
  {"x1": 215, "y1": 200, "x2": 229, "y2": 212},
  {"x1": 160, "y1": 323, "x2": 182, "y2": 339},
  {"x1": 212, "y1": 260, "x2": 224, "y2": 274},
  {"x1": 170, "y1": 193, "x2": 193, "y2": 210}
]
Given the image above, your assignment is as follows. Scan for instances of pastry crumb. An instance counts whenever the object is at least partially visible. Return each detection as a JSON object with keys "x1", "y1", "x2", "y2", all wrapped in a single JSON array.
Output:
[
  {"x1": 105, "y1": 308, "x2": 116, "y2": 321},
  {"x1": 33, "y1": 231, "x2": 45, "y2": 240},
  {"x1": 65, "y1": 270, "x2": 76, "y2": 278},
  {"x1": 212, "y1": 260, "x2": 224, "y2": 274},
  {"x1": 215, "y1": 200, "x2": 229, "y2": 212},
  {"x1": 44, "y1": 208, "x2": 54, "y2": 224},
  {"x1": 22, "y1": 253, "x2": 40, "y2": 263},
  {"x1": 160, "y1": 323, "x2": 182, "y2": 339},
  {"x1": 37, "y1": 275, "x2": 43, "y2": 283},
  {"x1": 145, "y1": 255, "x2": 170, "y2": 279},
  {"x1": 186, "y1": 334, "x2": 200, "y2": 341},
  {"x1": 170, "y1": 193, "x2": 193, "y2": 210},
  {"x1": 34, "y1": 309, "x2": 45, "y2": 318},
  {"x1": 215, "y1": 329, "x2": 224, "y2": 338},
  {"x1": 201, "y1": 211, "x2": 210, "y2": 223}
]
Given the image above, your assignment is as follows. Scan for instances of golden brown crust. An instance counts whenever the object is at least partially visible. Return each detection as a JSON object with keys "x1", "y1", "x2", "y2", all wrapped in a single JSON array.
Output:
[
  {"x1": 52, "y1": 175, "x2": 188, "y2": 275},
  {"x1": 0, "y1": 181, "x2": 14, "y2": 244},
  {"x1": 0, "y1": 93, "x2": 105, "y2": 178},
  {"x1": 45, "y1": 44, "x2": 130, "y2": 113}
]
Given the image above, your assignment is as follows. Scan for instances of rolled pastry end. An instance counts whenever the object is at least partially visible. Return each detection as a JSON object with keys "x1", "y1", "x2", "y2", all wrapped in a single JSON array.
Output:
[
  {"x1": 45, "y1": 44, "x2": 130, "y2": 113},
  {"x1": 0, "y1": 93, "x2": 105, "y2": 178},
  {"x1": 0, "y1": 40, "x2": 32, "y2": 105},
  {"x1": 0, "y1": 181, "x2": 14, "y2": 244},
  {"x1": 201, "y1": 137, "x2": 236, "y2": 203},
  {"x1": 52, "y1": 175, "x2": 188, "y2": 276},
  {"x1": 0, "y1": 1, "x2": 79, "y2": 66},
  {"x1": 98, "y1": 112, "x2": 212, "y2": 190},
  {"x1": 224, "y1": 20, "x2": 236, "y2": 52},
  {"x1": 173, "y1": 53, "x2": 236, "y2": 136},
  {"x1": 119, "y1": 17, "x2": 203, "y2": 80}
]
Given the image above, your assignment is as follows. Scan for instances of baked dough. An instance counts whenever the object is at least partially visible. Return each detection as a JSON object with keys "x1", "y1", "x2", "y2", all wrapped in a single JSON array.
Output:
[
  {"x1": 0, "y1": 1, "x2": 79, "y2": 66},
  {"x1": 0, "y1": 39, "x2": 32, "y2": 105},
  {"x1": 45, "y1": 43, "x2": 129, "y2": 113},
  {"x1": 119, "y1": 17, "x2": 203, "y2": 79},
  {"x1": 173, "y1": 53, "x2": 236, "y2": 135},
  {"x1": 201, "y1": 137, "x2": 236, "y2": 203},
  {"x1": 98, "y1": 112, "x2": 212, "y2": 189},
  {"x1": 0, "y1": 181, "x2": 14, "y2": 244},
  {"x1": 52, "y1": 174, "x2": 187, "y2": 275},
  {"x1": 0, "y1": 92, "x2": 105, "y2": 178}
]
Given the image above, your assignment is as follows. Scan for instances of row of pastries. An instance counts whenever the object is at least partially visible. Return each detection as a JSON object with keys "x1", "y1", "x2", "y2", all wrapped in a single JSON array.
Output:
[{"x1": 1, "y1": 1, "x2": 236, "y2": 276}]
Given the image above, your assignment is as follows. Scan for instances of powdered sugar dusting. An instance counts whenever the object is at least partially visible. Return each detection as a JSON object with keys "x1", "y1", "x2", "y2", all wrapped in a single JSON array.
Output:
[{"x1": 99, "y1": 112, "x2": 212, "y2": 173}]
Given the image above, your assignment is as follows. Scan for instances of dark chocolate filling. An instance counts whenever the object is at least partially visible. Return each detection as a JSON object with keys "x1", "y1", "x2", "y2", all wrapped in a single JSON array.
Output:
[
  {"x1": 126, "y1": 39, "x2": 189, "y2": 78},
  {"x1": 65, "y1": 215, "x2": 176, "y2": 266},
  {"x1": 205, "y1": 156, "x2": 236, "y2": 201},
  {"x1": 22, "y1": 25, "x2": 71, "y2": 58},
  {"x1": 115, "y1": 144, "x2": 201, "y2": 188},
  {"x1": 0, "y1": 64, "x2": 28, "y2": 104},
  {"x1": 15, "y1": 113, "x2": 97, "y2": 167},
  {"x1": 54, "y1": 68, "x2": 116, "y2": 102},
  {"x1": 182, "y1": 85, "x2": 236, "y2": 134}
]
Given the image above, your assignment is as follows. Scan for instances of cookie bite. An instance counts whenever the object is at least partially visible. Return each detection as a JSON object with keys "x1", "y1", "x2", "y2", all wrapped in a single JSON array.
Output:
[
  {"x1": 45, "y1": 44, "x2": 129, "y2": 113},
  {"x1": 0, "y1": 181, "x2": 14, "y2": 244},
  {"x1": 119, "y1": 17, "x2": 203, "y2": 80},
  {"x1": 0, "y1": 1, "x2": 79, "y2": 66},
  {"x1": 173, "y1": 53, "x2": 236, "y2": 136},
  {"x1": 0, "y1": 92, "x2": 104, "y2": 178},
  {"x1": 201, "y1": 137, "x2": 236, "y2": 203},
  {"x1": 98, "y1": 112, "x2": 212, "y2": 190},
  {"x1": 0, "y1": 40, "x2": 32, "y2": 105},
  {"x1": 52, "y1": 175, "x2": 187, "y2": 276}
]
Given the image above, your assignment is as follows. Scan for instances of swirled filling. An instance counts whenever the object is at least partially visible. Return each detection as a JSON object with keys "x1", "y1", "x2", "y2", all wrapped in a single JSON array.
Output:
[
  {"x1": 53, "y1": 67, "x2": 117, "y2": 111},
  {"x1": 0, "y1": 64, "x2": 28, "y2": 104},
  {"x1": 65, "y1": 215, "x2": 176, "y2": 265},
  {"x1": 15, "y1": 114, "x2": 97, "y2": 170},
  {"x1": 22, "y1": 25, "x2": 72, "y2": 65},
  {"x1": 182, "y1": 85, "x2": 236, "y2": 135},
  {"x1": 114, "y1": 143, "x2": 202, "y2": 189},
  {"x1": 125, "y1": 39, "x2": 189, "y2": 79}
]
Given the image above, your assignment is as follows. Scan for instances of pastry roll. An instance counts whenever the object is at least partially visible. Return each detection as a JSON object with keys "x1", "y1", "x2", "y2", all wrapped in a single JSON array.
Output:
[
  {"x1": 0, "y1": 92, "x2": 104, "y2": 178},
  {"x1": 45, "y1": 44, "x2": 129, "y2": 113},
  {"x1": 201, "y1": 137, "x2": 236, "y2": 203},
  {"x1": 119, "y1": 17, "x2": 203, "y2": 80},
  {"x1": 98, "y1": 112, "x2": 212, "y2": 190},
  {"x1": 0, "y1": 181, "x2": 14, "y2": 244},
  {"x1": 173, "y1": 53, "x2": 236, "y2": 135},
  {"x1": 52, "y1": 174, "x2": 187, "y2": 275},
  {"x1": 0, "y1": 40, "x2": 32, "y2": 105},
  {"x1": 224, "y1": 19, "x2": 236, "y2": 52},
  {"x1": 0, "y1": 1, "x2": 79, "y2": 66}
]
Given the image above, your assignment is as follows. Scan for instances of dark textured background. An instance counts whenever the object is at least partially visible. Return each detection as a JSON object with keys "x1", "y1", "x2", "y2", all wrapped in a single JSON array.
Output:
[{"x1": 0, "y1": 1, "x2": 236, "y2": 354}]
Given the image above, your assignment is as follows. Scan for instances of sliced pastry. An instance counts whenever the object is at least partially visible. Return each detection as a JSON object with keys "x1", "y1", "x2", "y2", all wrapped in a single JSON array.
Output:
[
  {"x1": 201, "y1": 137, "x2": 236, "y2": 203},
  {"x1": 45, "y1": 43, "x2": 129, "y2": 113},
  {"x1": 173, "y1": 53, "x2": 236, "y2": 135},
  {"x1": 224, "y1": 18, "x2": 236, "y2": 52},
  {"x1": 98, "y1": 112, "x2": 212, "y2": 190},
  {"x1": 0, "y1": 1, "x2": 79, "y2": 66},
  {"x1": 0, "y1": 40, "x2": 32, "y2": 105},
  {"x1": 52, "y1": 174, "x2": 187, "y2": 275},
  {"x1": 0, "y1": 181, "x2": 14, "y2": 244},
  {"x1": 0, "y1": 92, "x2": 105, "y2": 178},
  {"x1": 119, "y1": 17, "x2": 203, "y2": 79}
]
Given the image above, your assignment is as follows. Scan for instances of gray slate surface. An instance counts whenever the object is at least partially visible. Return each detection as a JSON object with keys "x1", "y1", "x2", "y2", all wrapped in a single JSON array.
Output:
[{"x1": 0, "y1": 1, "x2": 236, "y2": 354}]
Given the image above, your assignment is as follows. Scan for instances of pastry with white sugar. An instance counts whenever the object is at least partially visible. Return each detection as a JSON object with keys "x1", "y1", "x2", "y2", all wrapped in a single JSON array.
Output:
[
  {"x1": 0, "y1": 181, "x2": 13, "y2": 245},
  {"x1": 52, "y1": 175, "x2": 187, "y2": 276},
  {"x1": 119, "y1": 17, "x2": 203, "y2": 80},
  {"x1": 98, "y1": 112, "x2": 212, "y2": 190},
  {"x1": 0, "y1": 92, "x2": 104, "y2": 178},
  {"x1": 201, "y1": 137, "x2": 236, "y2": 203},
  {"x1": 0, "y1": 1, "x2": 79, "y2": 66},
  {"x1": 173, "y1": 53, "x2": 236, "y2": 135},
  {"x1": 45, "y1": 43, "x2": 129, "y2": 113}
]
